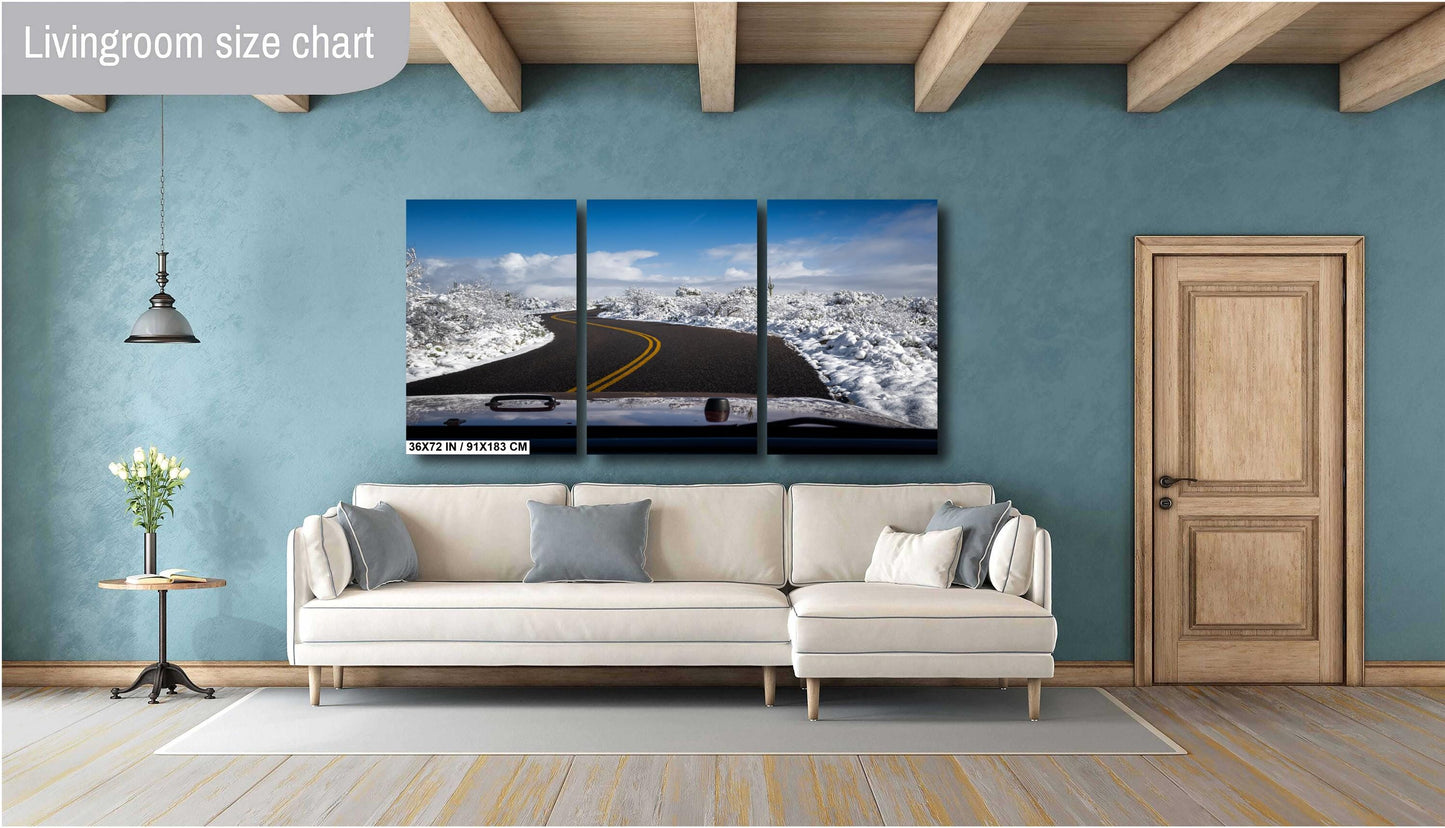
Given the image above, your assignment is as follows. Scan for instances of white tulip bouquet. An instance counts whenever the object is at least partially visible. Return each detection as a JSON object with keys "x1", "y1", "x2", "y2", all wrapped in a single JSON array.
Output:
[{"x1": 109, "y1": 446, "x2": 191, "y2": 533}]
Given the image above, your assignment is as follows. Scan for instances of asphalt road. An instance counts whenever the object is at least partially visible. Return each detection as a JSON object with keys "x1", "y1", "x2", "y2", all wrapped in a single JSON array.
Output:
[
  {"x1": 406, "y1": 310, "x2": 830, "y2": 398},
  {"x1": 406, "y1": 312, "x2": 581, "y2": 396}
]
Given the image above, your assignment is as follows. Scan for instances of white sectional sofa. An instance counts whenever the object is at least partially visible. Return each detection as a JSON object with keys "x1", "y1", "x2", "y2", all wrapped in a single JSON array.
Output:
[{"x1": 288, "y1": 482, "x2": 1054, "y2": 720}]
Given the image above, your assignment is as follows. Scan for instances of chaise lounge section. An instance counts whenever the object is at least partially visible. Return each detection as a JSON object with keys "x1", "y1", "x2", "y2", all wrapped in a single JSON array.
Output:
[{"x1": 788, "y1": 484, "x2": 1055, "y2": 720}]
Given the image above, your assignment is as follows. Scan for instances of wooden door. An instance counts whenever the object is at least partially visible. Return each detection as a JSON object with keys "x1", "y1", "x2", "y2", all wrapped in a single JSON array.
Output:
[{"x1": 1152, "y1": 252, "x2": 1345, "y2": 683}]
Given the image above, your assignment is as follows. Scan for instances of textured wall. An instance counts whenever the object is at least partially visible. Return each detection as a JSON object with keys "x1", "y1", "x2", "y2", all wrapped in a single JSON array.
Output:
[{"x1": 4, "y1": 64, "x2": 1443, "y2": 663}]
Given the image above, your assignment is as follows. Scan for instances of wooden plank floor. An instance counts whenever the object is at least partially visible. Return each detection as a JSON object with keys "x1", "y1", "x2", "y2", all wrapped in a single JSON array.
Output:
[{"x1": 3, "y1": 685, "x2": 1443, "y2": 826}]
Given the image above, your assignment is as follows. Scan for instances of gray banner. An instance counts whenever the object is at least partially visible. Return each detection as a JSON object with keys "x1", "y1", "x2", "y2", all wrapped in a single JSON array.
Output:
[{"x1": 3, "y1": 2, "x2": 409, "y2": 94}]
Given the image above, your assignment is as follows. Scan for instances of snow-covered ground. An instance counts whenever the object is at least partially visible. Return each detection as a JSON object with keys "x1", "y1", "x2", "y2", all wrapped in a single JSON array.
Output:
[
  {"x1": 406, "y1": 250, "x2": 574, "y2": 382},
  {"x1": 594, "y1": 287, "x2": 937, "y2": 428}
]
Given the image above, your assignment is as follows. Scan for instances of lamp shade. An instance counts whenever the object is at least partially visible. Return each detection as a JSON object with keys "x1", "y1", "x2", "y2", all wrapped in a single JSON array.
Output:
[
  {"x1": 126, "y1": 251, "x2": 199, "y2": 343},
  {"x1": 126, "y1": 295, "x2": 199, "y2": 344}
]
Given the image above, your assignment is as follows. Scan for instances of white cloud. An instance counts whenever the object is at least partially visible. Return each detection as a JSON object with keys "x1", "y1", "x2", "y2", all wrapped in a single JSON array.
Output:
[
  {"x1": 707, "y1": 242, "x2": 758, "y2": 265},
  {"x1": 587, "y1": 249, "x2": 756, "y2": 296},
  {"x1": 767, "y1": 259, "x2": 830, "y2": 280},
  {"x1": 767, "y1": 205, "x2": 936, "y2": 296},
  {"x1": 585, "y1": 249, "x2": 661, "y2": 283},
  {"x1": 419, "y1": 252, "x2": 577, "y2": 299}
]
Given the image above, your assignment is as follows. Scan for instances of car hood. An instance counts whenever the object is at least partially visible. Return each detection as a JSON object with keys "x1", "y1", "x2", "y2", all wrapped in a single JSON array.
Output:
[
  {"x1": 764, "y1": 397, "x2": 918, "y2": 428},
  {"x1": 407, "y1": 394, "x2": 917, "y2": 429},
  {"x1": 407, "y1": 395, "x2": 578, "y2": 426}
]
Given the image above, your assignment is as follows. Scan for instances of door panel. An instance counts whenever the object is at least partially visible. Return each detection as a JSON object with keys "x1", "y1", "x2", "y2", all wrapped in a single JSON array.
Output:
[
  {"x1": 1153, "y1": 254, "x2": 1344, "y2": 684},
  {"x1": 1191, "y1": 291, "x2": 1310, "y2": 486},
  {"x1": 1189, "y1": 521, "x2": 1313, "y2": 629}
]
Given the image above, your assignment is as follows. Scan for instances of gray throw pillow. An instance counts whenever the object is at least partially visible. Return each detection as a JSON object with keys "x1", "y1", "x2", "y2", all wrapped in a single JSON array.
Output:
[
  {"x1": 336, "y1": 501, "x2": 419, "y2": 590},
  {"x1": 926, "y1": 500, "x2": 1013, "y2": 588},
  {"x1": 525, "y1": 500, "x2": 652, "y2": 583}
]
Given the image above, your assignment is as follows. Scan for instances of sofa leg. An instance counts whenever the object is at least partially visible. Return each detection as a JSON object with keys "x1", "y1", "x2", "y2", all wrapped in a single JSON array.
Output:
[
  {"x1": 333, "y1": 666, "x2": 344, "y2": 690},
  {"x1": 308, "y1": 665, "x2": 321, "y2": 706},
  {"x1": 763, "y1": 666, "x2": 776, "y2": 707},
  {"x1": 1028, "y1": 678, "x2": 1041, "y2": 721},
  {"x1": 999, "y1": 677, "x2": 1009, "y2": 690},
  {"x1": 806, "y1": 678, "x2": 820, "y2": 721}
]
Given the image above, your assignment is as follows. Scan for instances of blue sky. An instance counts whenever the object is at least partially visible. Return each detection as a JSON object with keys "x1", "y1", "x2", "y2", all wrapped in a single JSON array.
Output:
[
  {"x1": 403, "y1": 199, "x2": 933, "y2": 300},
  {"x1": 766, "y1": 199, "x2": 937, "y2": 297},
  {"x1": 406, "y1": 199, "x2": 576, "y2": 299},
  {"x1": 586, "y1": 199, "x2": 757, "y2": 296}
]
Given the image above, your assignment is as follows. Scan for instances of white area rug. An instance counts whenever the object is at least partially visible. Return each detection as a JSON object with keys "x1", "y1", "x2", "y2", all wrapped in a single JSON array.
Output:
[{"x1": 159, "y1": 685, "x2": 1183, "y2": 755}]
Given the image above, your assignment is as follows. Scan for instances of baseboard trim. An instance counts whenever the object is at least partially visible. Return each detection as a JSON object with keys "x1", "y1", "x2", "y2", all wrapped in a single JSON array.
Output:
[
  {"x1": 2, "y1": 660, "x2": 1135, "y2": 688},
  {"x1": 1362, "y1": 661, "x2": 1445, "y2": 686}
]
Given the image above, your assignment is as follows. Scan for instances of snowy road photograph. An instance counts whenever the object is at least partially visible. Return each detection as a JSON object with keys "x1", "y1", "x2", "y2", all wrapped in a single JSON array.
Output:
[
  {"x1": 765, "y1": 199, "x2": 940, "y2": 455},
  {"x1": 401, "y1": 197, "x2": 937, "y2": 456},
  {"x1": 584, "y1": 199, "x2": 762, "y2": 454},
  {"x1": 404, "y1": 199, "x2": 579, "y2": 454}
]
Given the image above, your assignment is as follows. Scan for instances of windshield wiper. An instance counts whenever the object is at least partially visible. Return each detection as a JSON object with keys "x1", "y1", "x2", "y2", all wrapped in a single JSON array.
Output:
[
  {"x1": 768, "y1": 417, "x2": 918, "y2": 432},
  {"x1": 488, "y1": 394, "x2": 558, "y2": 412}
]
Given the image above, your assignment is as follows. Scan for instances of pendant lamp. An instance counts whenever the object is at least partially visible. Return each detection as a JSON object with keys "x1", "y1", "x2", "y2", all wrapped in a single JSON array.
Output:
[{"x1": 126, "y1": 96, "x2": 198, "y2": 344}]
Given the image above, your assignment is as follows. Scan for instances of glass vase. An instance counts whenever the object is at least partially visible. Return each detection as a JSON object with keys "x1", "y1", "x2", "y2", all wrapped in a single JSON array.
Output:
[{"x1": 144, "y1": 532, "x2": 157, "y2": 574}]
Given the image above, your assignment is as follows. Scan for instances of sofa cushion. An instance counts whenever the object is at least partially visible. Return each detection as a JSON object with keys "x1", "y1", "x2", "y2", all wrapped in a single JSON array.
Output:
[
  {"x1": 864, "y1": 526, "x2": 962, "y2": 589},
  {"x1": 336, "y1": 502, "x2": 420, "y2": 590},
  {"x1": 524, "y1": 500, "x2": 652, "y2": 583},
  {"x1": 789, "y1": 484, "x2": 995, "y2": 585},
  {"x1": 788, "y1": 582, "x2": 1056, "y2": 655},
  {"x1": 987, "y1": 514, "x2": 1036, "y2": 596},
  {"x1": 352, "y1": 483, "x2": 567, "y2": 581},
  {"x1": 572, "y1": 484, "x2": 785, "y2": 586},
  {"x1": 296, "y1": 510, "x2": 351, "y2": 599},
  {"x1": 925, "y1": 500, "x2": 1013, "y2": 588},
  {"x1": 298, "y1": 581, "x2": 790, "y2": 645}
]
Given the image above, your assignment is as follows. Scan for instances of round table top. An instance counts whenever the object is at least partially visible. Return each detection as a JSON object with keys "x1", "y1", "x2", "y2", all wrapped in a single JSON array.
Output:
[{"x1": 98, "y1": 578, "x2": 227, "y2": 591}]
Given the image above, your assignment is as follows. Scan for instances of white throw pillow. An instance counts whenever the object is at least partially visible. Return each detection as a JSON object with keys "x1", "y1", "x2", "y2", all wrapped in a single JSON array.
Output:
[
  {"x1": 987, "y1": 514, "x2": 1036, "y2": 596},
  {"x1": 864, "y1": 526, "x2": 963, "y2": 589},
  {"x1": 298, "y1": 508, "x2": 352, "y2": 599}
]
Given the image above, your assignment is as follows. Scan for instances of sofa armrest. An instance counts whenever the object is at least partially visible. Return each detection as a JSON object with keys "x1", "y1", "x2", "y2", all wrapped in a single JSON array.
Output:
[
  {"x1": 286, "y1": 527, "x2": 314, "y2": 664},
  {"x1": 1025, "y1": 527, "x2": 1052, "y2": 613}
]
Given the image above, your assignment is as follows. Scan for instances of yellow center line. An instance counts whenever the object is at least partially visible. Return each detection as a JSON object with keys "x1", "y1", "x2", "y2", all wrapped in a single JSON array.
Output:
[
  {"x1": 551, "y1": 313, "x2": 662, "y2": 393},
  {"x1": 589, "y1": 328, "x2": 660, "y2": 392}
]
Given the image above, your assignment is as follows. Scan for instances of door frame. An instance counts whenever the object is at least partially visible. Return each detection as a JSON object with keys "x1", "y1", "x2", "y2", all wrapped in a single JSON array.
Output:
[{"x1": 1133, "y1": 236, "x2": 1365, "y2": 687}]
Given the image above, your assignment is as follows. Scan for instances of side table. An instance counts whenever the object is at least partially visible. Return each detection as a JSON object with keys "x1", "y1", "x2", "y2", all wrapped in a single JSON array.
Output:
[{"x1": 98, "y1": 577, "x2": 227, "y2": 704}]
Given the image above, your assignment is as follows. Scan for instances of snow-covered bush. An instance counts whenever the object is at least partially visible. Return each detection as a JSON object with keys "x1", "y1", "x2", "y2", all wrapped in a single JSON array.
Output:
[
  {"x1": 767, "y1": 290, "x2": 938, "y2": 428},
  {"x1": 406, "y1": 249, "x2": 575, "y2": 382},
  {"x1": 598, "y1": 286, "x2": 759, "y2": 331},
  {"x1": 594, "y1": 286, "x2": 938, "y2": 427}
]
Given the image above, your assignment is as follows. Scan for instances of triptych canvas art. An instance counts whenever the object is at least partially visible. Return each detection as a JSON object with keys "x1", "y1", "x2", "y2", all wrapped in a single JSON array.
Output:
[{"x1": 405, "y1": 199, "x2": 938, "y2": 455}]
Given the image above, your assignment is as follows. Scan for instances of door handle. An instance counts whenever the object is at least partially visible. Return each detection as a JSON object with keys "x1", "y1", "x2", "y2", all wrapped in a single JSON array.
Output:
[{"x1": 1158, "y1": 475, "x2": 1199, "y2": 488}]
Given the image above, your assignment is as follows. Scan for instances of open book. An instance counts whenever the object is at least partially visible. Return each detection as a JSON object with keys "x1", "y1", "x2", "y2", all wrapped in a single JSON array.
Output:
[{"x1": 125, "y1": 568, "x2": 207, "y2": 585}]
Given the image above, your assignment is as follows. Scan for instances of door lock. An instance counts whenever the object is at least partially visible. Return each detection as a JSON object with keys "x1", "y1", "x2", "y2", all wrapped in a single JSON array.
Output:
[
  {"x1": 1158, "y1": 496, "x2": 1173, "y2": 510},
  {"x1": 1158, "y1": 475, "x2": 1199, "y2": 488}
]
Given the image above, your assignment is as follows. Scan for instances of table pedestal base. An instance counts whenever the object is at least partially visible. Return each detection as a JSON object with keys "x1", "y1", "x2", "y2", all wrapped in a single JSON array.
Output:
[
  {"x1": 111, "y1": 661, "x2": 215, "y2": 704},
  {"x1": 98, "y1": 578, "x2": 227, "y2": 704}
]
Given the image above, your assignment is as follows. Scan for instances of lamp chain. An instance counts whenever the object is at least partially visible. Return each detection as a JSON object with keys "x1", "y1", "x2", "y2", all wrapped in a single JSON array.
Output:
[
  {"x1": 156, "y1": 96, "x2": 168, "y2": 294},
  {"x1": 159, "y1": 95, "x2": 166, "y2": 254}
]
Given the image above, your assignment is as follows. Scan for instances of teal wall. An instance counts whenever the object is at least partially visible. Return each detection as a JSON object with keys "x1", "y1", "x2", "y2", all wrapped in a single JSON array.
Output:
[{"x1": 4, "y1": 64, "x2": 1443, "y2": 663}]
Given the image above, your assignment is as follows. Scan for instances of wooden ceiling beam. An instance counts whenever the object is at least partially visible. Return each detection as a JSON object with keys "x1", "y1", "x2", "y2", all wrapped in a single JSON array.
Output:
[
  {"x1": 254, "y1": 95, "x2": 311, "y2": 113},
  {"x1": 39, "y1": 95, "x2": 106, "y2": 113},
  {"x1": 414, "y1": 2, "x2": 522, "y2": 112},
  {"x1": 1339, "y1": 6, "x2": 1445, "y2": 112},
  {"x1": 695, "y1": 2, "x2": 738, "y2": 112},
  {"x1": 1127, "y1": 2, "x2": 1315, "y2": 112},
  {"x1": 915, "y1": 3, "x2": 1028, "y2": 112}
]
